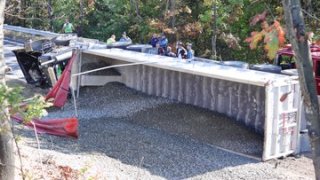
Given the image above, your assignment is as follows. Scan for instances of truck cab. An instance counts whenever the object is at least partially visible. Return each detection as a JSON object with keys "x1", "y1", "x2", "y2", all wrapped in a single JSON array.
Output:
[{"x1": 274, "y1": 44, "x2": 320, "y2": 95}]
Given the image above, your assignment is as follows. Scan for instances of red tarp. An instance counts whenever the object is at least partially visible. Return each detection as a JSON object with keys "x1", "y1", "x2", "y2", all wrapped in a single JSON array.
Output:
[
  {"x1": 12, "y1": 115, "x2": 78, "y2": 138},
  {"x1": 12, "y1": 53, "x2": 79, "y2": 138},
  {"x1": 46, "y1": 53, "x2": 77, "y2": 107}
]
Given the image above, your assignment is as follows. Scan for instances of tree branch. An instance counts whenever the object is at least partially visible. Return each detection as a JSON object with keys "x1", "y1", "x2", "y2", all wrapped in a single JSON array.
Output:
[
  {"x1": 5, "y1": 12, "x2": 65, "y2": 21},
  {"x1": 31, "y1": 121, "x2": 44, "y2": 178},
  {"x1": 301, "y1": 8, "x2": 320, "y2": 22},
  {"x1": 263, "y1": 2, "x2": 275, "y2": 20},
  {"x1": 11, "y1": 122, "x2": 25, "y2": 180},
  {"x1": 5, "y1": 12, "x2": 44, "y2": 21}
]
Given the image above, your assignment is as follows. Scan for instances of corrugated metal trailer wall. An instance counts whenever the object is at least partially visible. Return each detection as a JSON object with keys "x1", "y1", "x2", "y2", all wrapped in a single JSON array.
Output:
[
  {"x1": 121, "y1": 65, "x2": 266, "y2": 134},
  {"x1": 264, "y1": 81, "x2": 301, "y2": 160},
  {"x1": 78, "y1": 52, "x2": 302, "y2": 161}
]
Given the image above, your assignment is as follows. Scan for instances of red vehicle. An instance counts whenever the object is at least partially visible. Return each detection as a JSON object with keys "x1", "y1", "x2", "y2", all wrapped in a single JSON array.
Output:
[{"x1": 274, "y1": 44, "x2": 320, "y2": 95}]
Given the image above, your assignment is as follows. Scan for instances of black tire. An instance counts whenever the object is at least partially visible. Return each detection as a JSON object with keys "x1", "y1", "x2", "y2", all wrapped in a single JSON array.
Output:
[
  {"x1": 250, "y1": 64, "x2": 282, "y2": 74},
  {"x1": 127, "y1": 44, "x2": 153, "y2": 52},
  {"x1": 222, "y1": 61, "x2": 249, "y2": 69},
  {"x1": 54, "y1": 39, "x2": 70, "y2": 46},
  {"x1": 107, "y1": 42, "x2": 132, "y2": 49}
]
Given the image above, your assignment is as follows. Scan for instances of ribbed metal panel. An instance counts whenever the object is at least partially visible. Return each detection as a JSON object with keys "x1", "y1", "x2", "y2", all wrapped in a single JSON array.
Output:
[
  {"x1": 79, "y1": 56, "x2": 267, "y2": 133},
  {"x1": 263, "y1": 82, "x2": 301, "y2": 160},
  {"x1": 121, "y1": 65, "x2": 266, "y2": 133}
]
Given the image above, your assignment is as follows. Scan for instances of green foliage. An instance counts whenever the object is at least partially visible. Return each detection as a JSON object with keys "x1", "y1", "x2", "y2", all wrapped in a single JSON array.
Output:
[
  {"x1": 0, "y1": 85, "x2": 23, "y2": 115},
  {"x1": 245, "y1": 9, "x2": 286, "y2": 61},
  {"x1": 51, "y1": 0, "x2": 81, "y2": 32},
  {"x1": 0, "y1": 84, "x2": 50, "y2": 126},
  {"x1": 21, "y1": 95, "x2": 50, "y2": 122},
  {"x1": 264, "y1": 30, "x2": 280, "y2": 60},
  {"x1": 6, "y1": 0, "x2": 308, "y2": 63},
  {"x1": 199, "y1": 10, "x2": 211, "y2": 23}
]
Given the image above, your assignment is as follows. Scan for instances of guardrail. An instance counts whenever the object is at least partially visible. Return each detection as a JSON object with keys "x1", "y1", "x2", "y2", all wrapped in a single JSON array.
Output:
[
  {"x1": 4, "y1": 24, "x2": 60, "y2": 43},
  {"x1": 4, "y1": 24, "x2": 59, "y2": 37},
  {"x1": 3, "y1": 24, "x2": 104, "y2": 46}
]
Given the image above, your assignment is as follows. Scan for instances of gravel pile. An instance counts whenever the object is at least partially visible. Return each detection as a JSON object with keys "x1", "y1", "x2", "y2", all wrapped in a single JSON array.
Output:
[
  {"x1": 15, "y1": 82, "x2": 314, "y2": 179},
  {"x1": 45, "y1": 82, "x2": 263, "y2": 156}
]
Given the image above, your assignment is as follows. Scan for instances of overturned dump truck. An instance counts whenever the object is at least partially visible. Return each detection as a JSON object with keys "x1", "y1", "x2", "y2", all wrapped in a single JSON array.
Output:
[
  {"x1": 5, "y1": 25, "x2": 310, "y2": 161},
  {"x1": 13, "y1": 38, "x2": 73, "y2": 88}
]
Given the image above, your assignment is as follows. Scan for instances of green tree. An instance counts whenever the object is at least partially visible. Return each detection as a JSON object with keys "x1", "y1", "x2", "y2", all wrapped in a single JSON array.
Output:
[
  {"x1": 1, "y1": 2, "x2": 48, "y2": 179},
  {"x1": 0, "y1": 1, "x2": 14, "y2": 179}
]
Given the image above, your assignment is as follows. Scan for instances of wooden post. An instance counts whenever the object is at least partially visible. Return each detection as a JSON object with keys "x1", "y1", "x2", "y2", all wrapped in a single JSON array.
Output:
[{"x1": 211, "y1": 0, "x2": 217, "y2": 59}]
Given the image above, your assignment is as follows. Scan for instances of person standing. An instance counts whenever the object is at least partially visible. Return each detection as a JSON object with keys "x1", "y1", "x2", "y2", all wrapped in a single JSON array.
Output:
[
  {"x1": 176, "y1": 41, "x2": 186, "y2": 59},
  {"x1": 119, "y1": 32, "x2": 132, "y2": 42},
  {"x1": 159, "y1": 33, "x2": 168, "y2": 49},
  {"x1": 186, "y1": 43, "x2": 194, "y2": 60},
  {"x1": 62, "y1": 19, "x2": 74, "y2": 34},
  {"x1": 156, "y1": 42, "x2": 165, "y2": 56},
  {"x1": 165, "y1": 46, "x2": 176, "y2": 57},
  {"x1": 107, "y1": 34, "x2": 116, "y2": 44},
  {"x1": 149, "y1": 33, "x2": 159, "y2": 48}
]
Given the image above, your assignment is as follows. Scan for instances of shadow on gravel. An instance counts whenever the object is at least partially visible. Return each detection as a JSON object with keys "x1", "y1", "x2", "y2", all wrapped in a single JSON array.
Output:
[{"x1": 17, "y1": 83, "x2": 263, "y2": 179}]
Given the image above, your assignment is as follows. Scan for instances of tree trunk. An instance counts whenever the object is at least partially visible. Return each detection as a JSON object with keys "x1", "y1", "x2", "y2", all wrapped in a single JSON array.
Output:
[
  {"x1": 130, "y1": 0, "x2": 143, "y2": 42},
  {"x1": 0, "y1": 0, "x2": 15, "y2": 179},
  {"x1": 212, "y1": 0, "x2": 217, "y2": 59},
  {"x1": 163, "y1": 0, "x2": 169, "y2": 20},
  {"x1": 282, "y1": 0, "x2": 320, "y2": 179},
  {"x1": 169, "y1": 0, "x2": 175, "y2": 29},
  {"x1": 130, "y1": 0, "x2": 141, "y2": 18},
  {"x1": 47, "y1": 0, "x2": 53, "y2": 31},
  {"x1": 79, "y1": 0, "x2": 84, "y2": 36},
  {"x1": 20, "y1": 0, "x2": 26, "y2": 26}
]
